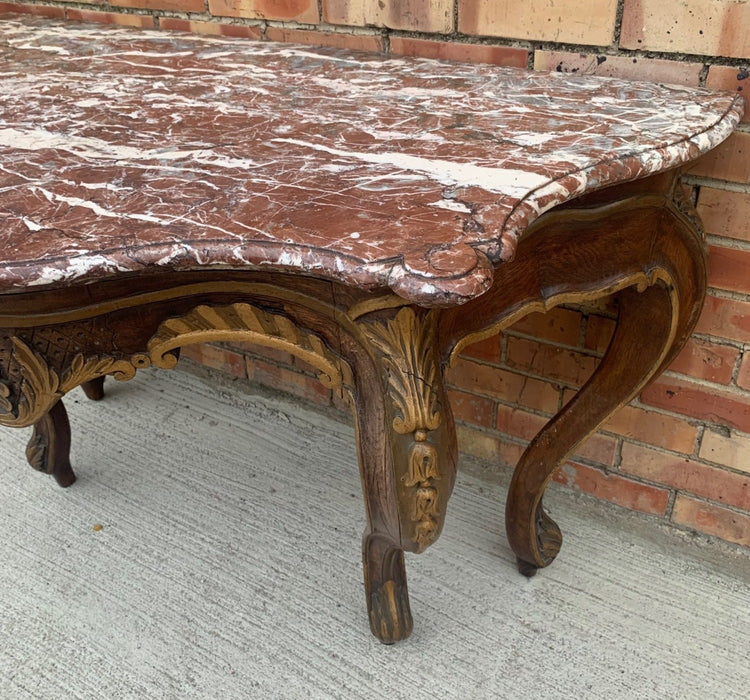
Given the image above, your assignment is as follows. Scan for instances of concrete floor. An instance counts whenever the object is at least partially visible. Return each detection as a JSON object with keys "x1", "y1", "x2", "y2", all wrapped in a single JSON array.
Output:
[{"x1": 1, "y1": 366, "x2": 749, "y2": 699}]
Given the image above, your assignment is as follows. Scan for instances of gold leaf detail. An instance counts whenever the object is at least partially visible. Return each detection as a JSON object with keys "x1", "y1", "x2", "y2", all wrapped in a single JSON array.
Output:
[
  {"x1": 363, "y1": 307, "x2": 440, "y2": 435},
  {"x1": 148, "y1": 303, "x2": 352, "y2": 399},
  {"x1": 0, "y1": 338, "x2": 142, "y2": 428},
  {"x1": 361, "y1": 307, "x2": 445, "y2": 551},
  {"x1": 413, "y1": 482, "x2": 440, "y2": 551},
  {"x1": 404, "y1": 440, "x2": 439, "y2": 487},
  {"x1": 25, "y1": 431, "x2": 47, "y2": 473}
]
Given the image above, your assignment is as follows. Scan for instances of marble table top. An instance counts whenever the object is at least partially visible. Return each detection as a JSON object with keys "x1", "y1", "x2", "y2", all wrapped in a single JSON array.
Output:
[{"x1": 0, "y1": 17, "x2": 744, "y2": 305}]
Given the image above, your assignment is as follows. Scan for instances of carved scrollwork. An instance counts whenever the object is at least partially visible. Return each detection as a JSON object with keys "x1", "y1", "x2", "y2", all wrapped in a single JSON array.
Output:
[
  {"x1": 0, "y1": 337, "x2": 143, "y2": 429},
  {"x1": 0, "y1": 302, "x2": 352, "y2": 429},
  {"x1": 362, "y1": 307, "x2": 443, "y2": 551},
  {"x1": 147, "y1": 302, "x2": 352, "y2": 399}
]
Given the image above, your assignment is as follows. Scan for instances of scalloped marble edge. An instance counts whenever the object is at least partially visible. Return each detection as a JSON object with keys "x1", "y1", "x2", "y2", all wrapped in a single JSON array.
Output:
[{"x1": 0, "y1": 18, "x2": 745, "y2": 307}]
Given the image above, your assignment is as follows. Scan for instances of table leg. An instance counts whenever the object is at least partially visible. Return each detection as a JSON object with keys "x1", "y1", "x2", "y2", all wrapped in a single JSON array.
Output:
[
  {"x1": 352, "y1": 306, "x2": 457, "y2": 643},
  {"x1": 26, "y1": 399, "x2": 76, "y2": 487},
  {"x1": 81, "y1": 377, "x2": 105, "y2": 401},
  {"x1": 438, "y1": 192, "x2": 706, "y2": 575},
  {"x1": 506, "y1": 284, "x2": 675, "y2": 574}
]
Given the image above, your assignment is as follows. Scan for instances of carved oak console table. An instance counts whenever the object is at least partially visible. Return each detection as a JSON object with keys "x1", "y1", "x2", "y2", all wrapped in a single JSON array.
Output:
[{"x1": 0, "y1": 17, "x2": 743, "y2": 643}]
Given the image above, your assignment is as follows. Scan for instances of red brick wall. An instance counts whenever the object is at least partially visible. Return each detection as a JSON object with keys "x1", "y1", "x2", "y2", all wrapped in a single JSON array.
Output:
[{"x1": 3, "y1": 0, "x2": 749, "y2": 548}]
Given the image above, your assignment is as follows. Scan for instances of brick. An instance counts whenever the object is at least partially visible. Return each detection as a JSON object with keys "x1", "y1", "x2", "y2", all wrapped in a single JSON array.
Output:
[
  {"x1": 112, "y1": 0, "x2": 204, "y2": 11},
  {"x1": 700, "y1": 429, "x2": 750, "y2": 474},
  {"x1": 499, "y1": 440, "x2": 525, "y2": 468},
  {"x1": 228, "y1": 341, "x2": 295, "y2": 368},
  {"x1": 696, "y1": 188, "x2": 750, "y2": 241},
  {"x1": 495, "y1": 403, "x2": 615, "y2": 465},
  {"x1": 554, "y1": 461, "x2": 669, "y2": 515},
  {"x1": 447, "y1": 359, "x2": 561, "y2": 414},
  {"x1": 668, "y1": 337, "x2": 738, "y2": 385},
  {"x1": 457, "y1": 332, "x2": 502, "y2": 364},
  {"x1": 603, "y1": 404, "x2": 698, "y2": 453},
  {"x1": 707, "y1": 245, "x2": 750, "y2": 295},
  {"x1": 323, "y1": 0, "x2": 453, "y2": 33},
  {"x1": 0, "y1": 3, "x2": 65, "y2": 16},
  {"x1": 641, "y1": 376, "x2": 750, "y2": 433},
  {"x1": 534, "y1": 51, "x2": 702, "y2": 87},
  {"x1": 178, "y1": 343, "x2": 203, "y2": 364},
  {"x1": 509, "y1": 374, "x2": 560, "y2": 414},
  {"x1": 447, "y1": 357, "x2": 520, "y2": 397},
  {"x1": 389, "y1": 37, "x2": 528, "y2": 68},
  {"x1": 506, "y1": 336, "x2": 598, "y2": 388},
  {"x1": 738, "y1": 353, "x2": 750, "y2": 391},
  {"x1": 266, "y1": 27, "x2": 383, "y2": 51},
  {"x1": 694, "y1": 295, "x2": 750, "y2": 344},
  {"x1": 447, "y1": 389, "x2": 495, "y2": 428},
  {"x1": 672, "y1": 495, "x2": 750, "y2": 547},
  {"x1": 246, "y1": 358, "x2": 331, "y2": 405},
  {"x1": 583, "y1": 314, "x2": 615, "y2": 353},
  {"x1": 622, "y1": 442, "x2": 750, "y2": 510},
  {"x1": 159, "y1": 18, "x2": 192, "y2": 32},
  {"x1": 573, "y1": 433, "x2": 618, "y2": 467},
  {"x1": 456, "y1": 424, "x2": 502, "y2": 462},
  {"x1": 621, "y1": 0, "x2": 750, "y2": 59},
  {"x1": 508, "y1": 307, "x2": 582, "y2": 348},
  {"x1": 160, "y1": 18, "x2": 263, "y2": 38},
  {"x1": 496, "y1": 404, "x2": 547, "y2": 440},
  {"x1": 209, "y1": 0, "x2": 318, "y2": 22},
  {"x1": 200, "y1": 343, "x2": 248, "y2": 378},
  {"x1": 706, "y1": 66, "x2": 750, "y2": 124},
  {"x1": 688, "y1": 132, "x2": 750, "y2": 184},
  {"x1": 65, "y1": 9, "x2": 155, "y2": 27},
  {"x1": 458, "y1": 0, "x2": 618, "y2": 45}
]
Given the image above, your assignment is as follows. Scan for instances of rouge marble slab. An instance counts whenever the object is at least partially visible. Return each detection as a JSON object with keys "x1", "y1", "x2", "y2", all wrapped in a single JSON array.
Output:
[{"x1": 0, "y1": 16, "x2": 743, "y2": 305}]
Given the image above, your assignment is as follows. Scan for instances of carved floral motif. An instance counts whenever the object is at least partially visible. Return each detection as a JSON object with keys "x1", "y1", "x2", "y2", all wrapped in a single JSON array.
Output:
[
  {"x1": 0, "y1": 302, "x2": 351, "y2": 430},
  {"x1": 362, "y1": 308, "x2": 443, "y2": 551},
  {"x1": 0, "y1": 337, "x2": 141, "y2": 428}
]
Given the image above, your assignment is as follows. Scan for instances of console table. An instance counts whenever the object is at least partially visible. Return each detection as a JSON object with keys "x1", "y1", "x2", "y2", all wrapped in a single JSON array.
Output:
[{"x1": 0, "y1": 16, "x2": 743, "y2": 643}]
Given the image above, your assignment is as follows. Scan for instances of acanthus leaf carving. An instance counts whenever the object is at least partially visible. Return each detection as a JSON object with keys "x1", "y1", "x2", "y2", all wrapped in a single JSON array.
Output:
[
  {"x1": 147, "y1": 302, "x2": 352, "y2": 401},
  {"x1": 361, "y1": 307, "x2": 444, "y2": 551},
  {"x1": 0, "y1": 337, "x2": 144, "y2": 429},
  {"x1": 25, "y1": 430, "x2": 47, "y2": 473},
  {"x1": 363, "y1": 307, "x2": 441, "y2": 435}
]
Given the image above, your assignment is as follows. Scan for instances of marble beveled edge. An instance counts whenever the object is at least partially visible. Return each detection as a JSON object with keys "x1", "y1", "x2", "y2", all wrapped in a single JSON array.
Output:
[
  {"x1": 0, "y1": 239, "x2": 496, "y2": 308},
  {"x1": 493, "y1": 94, "x2": 745, "y2": 260}
]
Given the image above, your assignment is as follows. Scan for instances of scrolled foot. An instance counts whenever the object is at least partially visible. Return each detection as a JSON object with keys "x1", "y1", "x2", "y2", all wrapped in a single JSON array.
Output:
[
  {"x1": 369, "y1": 578, "x2": 413, "y2": 644},
  {"x1": 514, "y1": 503, "x2": 563, "y2": 576},
  {"x1": 516, "y1": 557, "x2": 539, "y2": 578},
  {"x1": 26, "y1": 400, "x2": 76, "y2": 487},
  {"x1": 363, "y1": 533, "x2": 413, "y2": 644},
  {"x1": 81, "y1": 376, "x2": 105, "y2": 401},
  {"x1": 535, "y1": 505, "x2": 563, "y2": 566}
]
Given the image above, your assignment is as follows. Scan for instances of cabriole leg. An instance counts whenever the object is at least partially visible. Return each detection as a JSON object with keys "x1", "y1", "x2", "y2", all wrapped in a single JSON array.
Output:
[
  {"x1": 26, "y1": 400, "x2": 76, "y2": 488},
  {"x1": 352, "y1": 306, "x2": 457, "y2": 643},
  {"x1": 506, "y1": 284, "x2": 676, "y2": 575}
]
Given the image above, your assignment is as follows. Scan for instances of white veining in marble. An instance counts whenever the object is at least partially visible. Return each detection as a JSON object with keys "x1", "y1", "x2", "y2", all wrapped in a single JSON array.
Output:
[{"x1": 0, "y1": 17, "x2": 744, "y2": 304}]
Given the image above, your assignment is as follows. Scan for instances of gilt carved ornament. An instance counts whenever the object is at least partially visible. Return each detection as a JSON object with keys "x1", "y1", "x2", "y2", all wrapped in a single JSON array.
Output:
[
  {"x1": 361, "y1": 307, "x2": 444, "y2": 551},
  {"x1": 0, "y1": 302, "x2": 352, "y2": 429}
]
